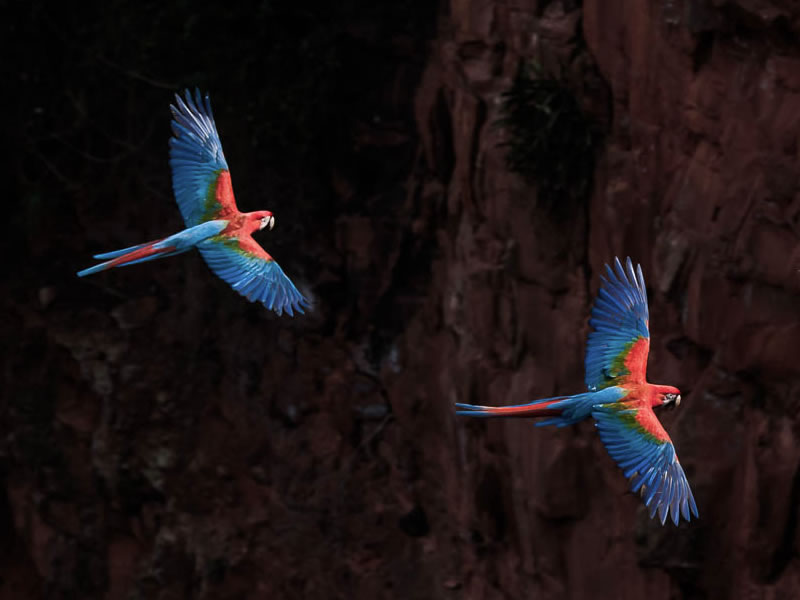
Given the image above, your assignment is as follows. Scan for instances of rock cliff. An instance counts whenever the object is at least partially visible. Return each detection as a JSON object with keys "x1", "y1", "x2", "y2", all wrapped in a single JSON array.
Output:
[{"x1": 4, "y1": 1, "x2": 800, "y2": 599}]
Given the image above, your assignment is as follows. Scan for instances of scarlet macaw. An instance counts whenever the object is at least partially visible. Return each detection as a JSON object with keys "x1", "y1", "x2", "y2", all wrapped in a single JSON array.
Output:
[
  {"x1": 456, "y1": 257, "x2": 698, "y2": 525},
  {"x1": 78, "y1": 90, "x2": 310, "y2": 317}
]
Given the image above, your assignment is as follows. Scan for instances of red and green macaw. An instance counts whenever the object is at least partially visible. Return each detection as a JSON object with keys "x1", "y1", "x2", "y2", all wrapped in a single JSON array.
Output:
[
  {"x1": 456, "y1": 257, "x2": 698, "y2": 525},
  {"x1": 78, "y1": 90, "x2": 310, "y2": 317}
]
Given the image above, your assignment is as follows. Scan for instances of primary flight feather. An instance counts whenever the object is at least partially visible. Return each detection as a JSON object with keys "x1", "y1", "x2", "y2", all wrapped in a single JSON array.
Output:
[
  {"x1": 78, "y1": 89, "x2": 310, "y2": 317},
  {"x1": 456, "y1": 257, "x2": 698, "y2": 525}
]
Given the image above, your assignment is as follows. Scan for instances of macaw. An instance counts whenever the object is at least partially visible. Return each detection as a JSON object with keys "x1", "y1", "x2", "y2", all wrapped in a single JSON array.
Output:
[
  {"x1": 78, "y1": 89, "x2": 310, "y2": 317},
  {"x1": 456, "y1": 257, "x2": 698, "y2": 525}
]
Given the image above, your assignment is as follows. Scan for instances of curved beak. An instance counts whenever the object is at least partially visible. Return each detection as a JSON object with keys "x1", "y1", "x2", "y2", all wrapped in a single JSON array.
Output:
[{"x1": 268, "y1": 215, "x2": 275, "y2": 230}]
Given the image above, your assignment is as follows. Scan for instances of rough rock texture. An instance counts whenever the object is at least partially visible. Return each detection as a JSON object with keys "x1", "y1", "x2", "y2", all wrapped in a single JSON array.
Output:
[{"x1": 4, "y1": 1, "x2": 800, "y2": 599}]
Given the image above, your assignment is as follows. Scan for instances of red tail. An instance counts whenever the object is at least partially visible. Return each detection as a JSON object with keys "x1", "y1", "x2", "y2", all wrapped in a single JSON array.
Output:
[
  {"x1": 105, "y1": 243, "x2": 173, "y2": 268},
  {"x1": 77, "y1": 240, "x2": 177, "y2": 277},
  {"x1": 455, "y1": 398, "x2": 564, "y2": 418}
]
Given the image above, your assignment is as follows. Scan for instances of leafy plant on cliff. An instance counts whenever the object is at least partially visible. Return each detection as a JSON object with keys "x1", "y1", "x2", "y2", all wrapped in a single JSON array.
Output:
[{"x1": 498, "y1": 62, "x2": 601, "y2": 212}]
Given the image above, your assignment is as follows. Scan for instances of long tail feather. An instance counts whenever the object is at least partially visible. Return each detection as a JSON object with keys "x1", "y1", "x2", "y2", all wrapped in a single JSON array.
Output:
[
  {"x1": 78, "y1": 221, "x2": 229, "y2": 278},
  {"x1": 77, "y1": 241, "x2": 179, "y2": 277},
  {"x1": 455, "y1": 398, "x2": 565, "y2": 418},
  {"x1": 455, "y1": 388, "x2": 624, "y2": 426},
  {"x1": 93, "y1": 240, "x2": 160, "y2": 260}
]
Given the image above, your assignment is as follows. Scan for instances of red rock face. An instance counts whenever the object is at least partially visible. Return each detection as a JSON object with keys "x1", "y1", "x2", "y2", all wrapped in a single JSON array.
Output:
[
  {"x1": 4, "y1": 1, "x2": 800, "y2": 599},
  {"x1": 408, "y1": 1, "x2": 800, "y2": 598}
]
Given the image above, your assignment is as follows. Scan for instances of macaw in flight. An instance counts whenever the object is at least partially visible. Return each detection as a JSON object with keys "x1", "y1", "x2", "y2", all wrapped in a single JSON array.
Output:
[
  {"x1": 456, "y1": 257, "x2": 698, "y2": 525},
  {"x1": 78, "y1": 89, "x2": 310, "y2": 317}
]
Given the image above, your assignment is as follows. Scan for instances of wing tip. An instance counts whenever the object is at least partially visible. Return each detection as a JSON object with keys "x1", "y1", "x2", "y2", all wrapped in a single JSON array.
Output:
[
  {"x1": 273, "y1": 297, "x2": 312, "y2": 318},
  {"x1": 170, "y1": 87, "x2": 215, "y2": 126}
]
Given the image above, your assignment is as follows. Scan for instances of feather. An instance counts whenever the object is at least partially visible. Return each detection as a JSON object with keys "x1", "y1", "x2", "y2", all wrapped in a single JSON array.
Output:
[
  {"x1": 197, "y1": 237, "x2": 310, "y2": 317},
  {"x1": 169, "y1": 89, "x2": 234, "y2": 227},
  {"x1": 593, "y1": 402, "x2": 698, "y2": 525},
  {"x1": 584, "y1": 257, "x2": 651, "y2": 390}
]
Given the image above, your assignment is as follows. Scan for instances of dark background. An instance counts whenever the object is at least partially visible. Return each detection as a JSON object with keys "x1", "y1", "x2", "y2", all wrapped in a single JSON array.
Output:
[{"x1": 4, "y1": 1, "x2": 800, "y2": 598}]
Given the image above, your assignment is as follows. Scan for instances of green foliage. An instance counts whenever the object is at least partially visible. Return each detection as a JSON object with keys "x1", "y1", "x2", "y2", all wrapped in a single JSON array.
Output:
[{"x1": 498, "y1": 62, "x2": 601, "y2": 211}]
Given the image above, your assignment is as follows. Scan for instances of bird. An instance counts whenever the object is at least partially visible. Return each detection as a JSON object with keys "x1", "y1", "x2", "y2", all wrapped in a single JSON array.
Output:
[
  {"x1": 456, "y1": 257, "x2": 698, "y2": 525},
  {"x1": 78, "y1": 89, "x2": 310, "y2": 317}
]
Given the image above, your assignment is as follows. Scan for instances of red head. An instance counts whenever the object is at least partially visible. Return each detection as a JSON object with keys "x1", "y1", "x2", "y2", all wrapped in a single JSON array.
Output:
[
  {"x1": 249, "y1": 211, "x2": 274, "y2": 232},
  {"x1": 658, "y1": 385, "x2": 681, "y2": 408}
]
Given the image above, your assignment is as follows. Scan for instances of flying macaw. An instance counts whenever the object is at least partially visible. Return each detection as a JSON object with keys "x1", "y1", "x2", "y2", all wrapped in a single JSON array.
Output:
[
  {"x1": 456, "y1": 257, "x2": 698, "y2": 525},
  {"x1": 78, "y1": 89, "x2": 310, "y2": 317}
]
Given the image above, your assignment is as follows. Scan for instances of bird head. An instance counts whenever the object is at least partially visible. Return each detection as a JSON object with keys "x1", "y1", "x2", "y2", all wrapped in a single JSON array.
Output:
[
  {"x1": 253, "y1": 211, "x2": 275, "y2": 231},
  {"x1": 661, "y1": 387, "x2": 681, "y2": 408}
]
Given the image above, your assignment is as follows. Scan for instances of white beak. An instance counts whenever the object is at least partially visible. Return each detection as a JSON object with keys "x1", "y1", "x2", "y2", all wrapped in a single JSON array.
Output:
[{"x1": 269, "y1": 215, "x2": 275, "y2": 230}]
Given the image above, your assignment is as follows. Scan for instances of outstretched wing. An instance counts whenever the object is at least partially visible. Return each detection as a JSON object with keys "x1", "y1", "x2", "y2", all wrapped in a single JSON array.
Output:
[
  {"x1": 592, "y1": 402, "x2": 698, "y2": 525},
  {"x1": 585, "y1": 257, "x2": 650, "y2": 391},
  {"x1": 169, "y1": 89, "x2": 238, "y2": 227},
  {"x1": 198, "y1": 235, "x2": 310, "y2": 317}
]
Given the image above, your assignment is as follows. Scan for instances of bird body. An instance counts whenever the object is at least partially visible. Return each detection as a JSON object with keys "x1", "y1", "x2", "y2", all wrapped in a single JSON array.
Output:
[
  {"x1": 78, "y1": 90, "x2": 310, "y2": 317},
  {"x1": 456, "y1": 257, "x2": 698, "y2": 525}
]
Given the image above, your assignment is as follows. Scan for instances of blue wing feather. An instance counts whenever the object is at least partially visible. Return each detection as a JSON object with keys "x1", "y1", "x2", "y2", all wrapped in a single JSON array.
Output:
[
  {"x1": 593, "y1": 404, "x2": 698, "y2": 525},
  {"x1": 169, "y1": 89, "x2": 230, "y2": 227},
  {"x1": 585, "y1": 257, "x2": 651, "y2": 391},
  {"x1": 198, "y1": 239, "x2": 310, "y2": 317}
]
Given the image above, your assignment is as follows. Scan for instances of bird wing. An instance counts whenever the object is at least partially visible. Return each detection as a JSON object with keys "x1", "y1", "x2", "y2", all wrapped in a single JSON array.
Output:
[
  {"x1": 585, "y1": 257, "x2": 651, "y2": 391},
  {"x1": 198, "y1": 235, "x2": 310, "y2": 316},
  {"x1": 169, "y1": 89, "x2": 239, "y2": 227},
  {"x1": 592, "y1": 401, "x2": 698, "y2": 525}
]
